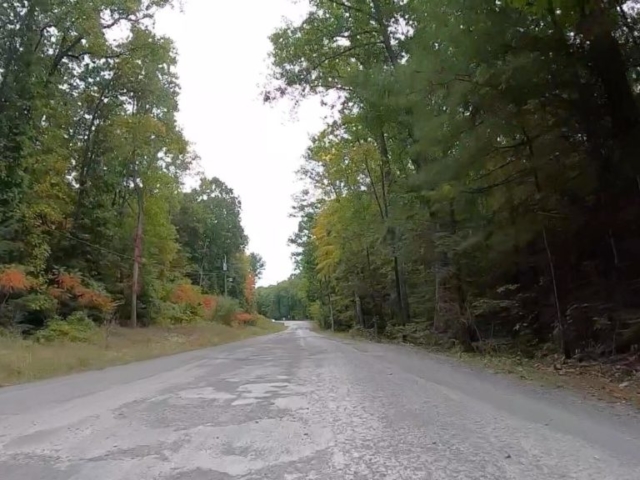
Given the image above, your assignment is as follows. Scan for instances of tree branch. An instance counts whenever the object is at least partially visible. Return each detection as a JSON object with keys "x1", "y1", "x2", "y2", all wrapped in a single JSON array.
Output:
[
  {"x1": 34, "y1": 23, "x2": 55, "y2": 52},
  {"x1": 325, "y1": 0, "x2": 375, "y2": 20},
  {"x1": 101, "y1": 12, "x2": 153, "y2": 30},
  {"x1": 463, "y1": 169, "x2": 530, "y2": 194}
]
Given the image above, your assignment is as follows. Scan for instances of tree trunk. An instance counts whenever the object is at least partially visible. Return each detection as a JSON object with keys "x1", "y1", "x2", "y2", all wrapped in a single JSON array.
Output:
[
  {"x1": 579, "y1": 7, "x2": 639, "y2": 141},
  {"x1": 355, "y1": 290, "x2": 364, "y2": 327},
  {"x1": 130, "y1": 187, "x2": 143, "y2": 328},
  {"x1": 74, "y1": 79, "x2": 113, "y2": 220},
  {"x1": 374, "y1": 129, "x2": 410, "y2": 325},
  {"x1": 328, "y1": 288, "x2": 335, "y2": 332},
  {"x1": 542, "y1": 225, "x2": 569, "y2": 358},
  {"x1": 370, "y1": 0, "x2": 398, "y2": 67},
  {"x1": 393, "y1": 254, "x2": 409, "y2": 325}
]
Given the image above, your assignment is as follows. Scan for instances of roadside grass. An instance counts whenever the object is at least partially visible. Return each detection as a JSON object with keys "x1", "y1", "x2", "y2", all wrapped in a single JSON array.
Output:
[
  {"x1": 0, "y1": 318, "x2": 285, "y2": 386},
  {"x1": 310, "y1": 322, "x2": 350, "y2": 338},
  {"x1": 314, "y1": 323, "x2": 640, "y2": 408}
]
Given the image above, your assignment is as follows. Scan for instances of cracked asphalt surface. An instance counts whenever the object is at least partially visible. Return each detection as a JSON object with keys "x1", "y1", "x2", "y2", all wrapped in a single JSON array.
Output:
[{"x1": 1, "y1": 321, "x2": 640, "y2": 479}]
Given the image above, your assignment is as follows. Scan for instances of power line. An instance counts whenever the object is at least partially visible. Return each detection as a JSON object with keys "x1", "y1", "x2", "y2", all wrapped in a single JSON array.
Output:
[
  {"x1": 58, "y1": 230, "x2": 134, "y2": 261},
  {"x1": 49, "y1": 227, "x2": 228, "y2": 277}
]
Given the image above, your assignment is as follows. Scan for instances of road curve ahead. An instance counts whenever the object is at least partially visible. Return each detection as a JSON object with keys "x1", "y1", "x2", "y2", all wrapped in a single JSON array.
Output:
[{"x1": 1, "y1": 322, "x2": 640, "y2": 479}]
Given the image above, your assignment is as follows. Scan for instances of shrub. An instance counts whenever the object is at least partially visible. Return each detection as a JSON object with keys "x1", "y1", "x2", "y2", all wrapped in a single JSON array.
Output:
[
  {"x1": 35, "y1": 312, "x2": 96, "y2": 343},
  {"x1": 169, "y1": 283, "x2": 202, "y2": 306},
  {"x1": 234, "y1": 312, "x2": 257, "y2": 327},
  {"x1": 201, "y1": 295, "x2": 217, "y2": 321},
  {"x1": 51, "y1": 271, "x2": 115, "y2": 321},
  {"x1": 166, "y1": 282, "x2": 204, "y2": 321},
  {"x1": 308, "y1": 301, "x2": 323, "y2": 323},
  {"x1": 213, "y1": 296, "x2": 241, "y2": 326},
  {"x1": 12, "y1": 293, "x2": 58, "y2": 317},
  {"x1": 0, "y1": 266, "x2": 48, "y2": 330},
  {"x1": 155, "y1": 301, "x2": 200, "y2": 326},
  {"x1": 11, "y1": 293, "x2": 59, "y2": 328},
  {"x1": 0, "y1": 266, "x2": 33, "y2": 294}
]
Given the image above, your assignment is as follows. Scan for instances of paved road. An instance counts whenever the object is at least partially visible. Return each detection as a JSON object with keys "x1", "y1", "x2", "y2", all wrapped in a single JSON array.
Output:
[{"x1": 1, "y1": 322, "x2": 640, "y2": 479}]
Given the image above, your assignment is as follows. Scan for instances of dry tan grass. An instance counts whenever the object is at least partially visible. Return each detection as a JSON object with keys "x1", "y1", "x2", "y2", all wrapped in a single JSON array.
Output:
[{"x1": 0, "y1": 318, "x2": 284, "y2": 386}]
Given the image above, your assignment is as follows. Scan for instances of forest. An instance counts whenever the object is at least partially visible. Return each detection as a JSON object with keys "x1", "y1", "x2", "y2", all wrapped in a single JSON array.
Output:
[
  {"x1": 257, "y1": 276, "x2": 308, "y2": 320},
  {"x1": 262, "y1": 0, "x2": 640, "y2": 360},
  {"x1": 0, "y1": 0, "x2": 264, "y2": 338}
]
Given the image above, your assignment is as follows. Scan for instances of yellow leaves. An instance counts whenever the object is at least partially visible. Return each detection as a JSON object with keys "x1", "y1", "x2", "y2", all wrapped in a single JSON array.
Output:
[
  {"x1": 304, "y1": 125, "x2": 381, "y2": 197},
  {"x1": 440, "y1": 183, "x2": 455, "y2": 199},
  {"x1": 351, "y1": 142, "x2": 379, "y2": 164},
  {"x1": 312, "y1": 202, "x2": 340, "y2": 279},
  {"x1": 310, "y1": 188, "x2": 384, "y2": 282}
]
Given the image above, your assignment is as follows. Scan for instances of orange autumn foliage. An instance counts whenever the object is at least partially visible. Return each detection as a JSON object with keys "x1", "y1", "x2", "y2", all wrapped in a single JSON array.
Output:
[
  {"x1": 233, "y1": 312, "x2": 255, "y2": 325},
  {"x1": 201, "y1": 295, "x2": 217, "y2": 314},
  {"x1": 57, "y1": 272, "x2": 83, "y2": 292},
  {"x1": 75, "y1": 287, "x2": 114, "y2": 312},
  {"x1": 47, "y1": 287, "x2": 68, "y2": 301},
  {"x1": 169, "y1": 283, "x2": 202, "y2": 306},
  {"x1": 54, "y1": 272, "x2": 114, "y2": 313},
  {"x1": 0, "y1": 267, "x2": 32, "y2": 293},
  {"x1": 244, "y1": 273, "x2": 256, "y2": 310}
]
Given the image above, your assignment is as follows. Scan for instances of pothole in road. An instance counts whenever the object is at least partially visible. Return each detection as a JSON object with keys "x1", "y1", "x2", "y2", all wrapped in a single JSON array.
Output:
[
  {"x1": 236, "y1": 382, "x2": 291, "y2": 399},
  {"x1": 231, "y1": 398, "x2": 260, "y2": 406},
  {"x1": 231, "y1": 382, "x2": 310, "y2": 410},
  {"x1": 169, "y1": 419, "x2": 333, "y2": 477},
  {"x1": 175, "y1": 388, "x2": 236, "y2": 401}
]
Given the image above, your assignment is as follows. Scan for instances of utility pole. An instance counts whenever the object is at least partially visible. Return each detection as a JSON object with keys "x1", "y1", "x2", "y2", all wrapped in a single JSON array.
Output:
[
  {"x1": 223, "y1": 254, "x2": 228, "y2": 296},
  {"x1": 131, "y1": 179, "x2": 143, "y2": 329}
]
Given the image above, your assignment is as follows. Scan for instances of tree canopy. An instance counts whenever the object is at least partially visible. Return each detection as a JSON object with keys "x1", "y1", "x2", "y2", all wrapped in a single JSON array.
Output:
[
  {"x1": 0, "y1": 0, "x2": 264, "y2": 331},
  {"x1": 264, "y1": 0, "x2": 640, "y2": 357}
]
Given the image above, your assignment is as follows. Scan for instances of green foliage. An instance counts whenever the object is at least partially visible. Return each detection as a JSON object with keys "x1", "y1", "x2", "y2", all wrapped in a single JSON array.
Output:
[
  {"x1": 257, "y1": 277, "x2": 309, "y2": 320},
  {"x1": 213, "y1": 297, "x2": 241, "y2": 326},
  {"x1": 249, "y1": 253, "x2": 266, "y2": 280},
  {"x1": 0, "y1": 1, "x2": 264, "y2": 334},
  {"x1": 173, "y1": 178, "x2": 248, "y2": 295},
  {"x1": 154, "y1": 302, "x2": 200, "y2": 326},
  {"x1": 36, "y1": 312, "x2": 96, "y2": 344},
  {"x1": 12, "y1": 294, "x2": 58, "y2": 317},
  {"x1": 265, "y1": 0, "x2": 640, "y2": 358}
]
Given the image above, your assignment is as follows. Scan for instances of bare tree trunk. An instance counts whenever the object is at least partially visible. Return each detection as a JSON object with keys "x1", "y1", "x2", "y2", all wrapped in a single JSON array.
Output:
[{"x1": 542, "y1": 225, "x2": 568, "y2": 358}]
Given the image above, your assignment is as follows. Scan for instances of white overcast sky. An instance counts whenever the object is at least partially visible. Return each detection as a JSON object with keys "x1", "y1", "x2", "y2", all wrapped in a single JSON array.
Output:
[{"x1": 156, "y1": 1, "x2": 325, "y2": 287}]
